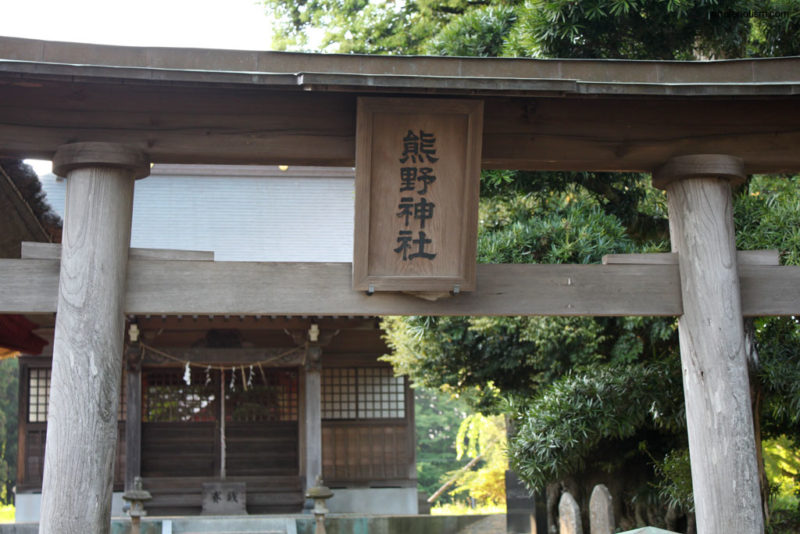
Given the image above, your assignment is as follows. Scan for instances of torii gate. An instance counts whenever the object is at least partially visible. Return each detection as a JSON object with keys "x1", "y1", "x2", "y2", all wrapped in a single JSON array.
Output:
[{"x1": 1, "y1": 36, "x2": 800, "y2": 534}]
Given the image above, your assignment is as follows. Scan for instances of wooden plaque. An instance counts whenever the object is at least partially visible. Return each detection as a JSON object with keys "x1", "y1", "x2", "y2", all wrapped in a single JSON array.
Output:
[{"x1": 353, "y1": 97, "x2": 483, "y2": 292}]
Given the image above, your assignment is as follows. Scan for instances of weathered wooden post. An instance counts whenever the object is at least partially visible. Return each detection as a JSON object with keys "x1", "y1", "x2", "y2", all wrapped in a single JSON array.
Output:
[
  {"x1": 125, "y1": 335, "x2": 143, "y2": 491},
  {"x1": 39, "y1": 143, "x2": 149, "y2": 534},
  {"x1": 653, "y1": 154, "x2": 763, "y2": 534},
  {"x1": 304, "y1": 343, "x2": 323, "y2": 494}
]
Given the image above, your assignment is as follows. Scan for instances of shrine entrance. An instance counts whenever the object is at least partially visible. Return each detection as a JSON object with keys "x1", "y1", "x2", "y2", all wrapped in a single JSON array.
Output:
[{"x1": 1, "y1": 36, "x2": 800, "y2": 534}]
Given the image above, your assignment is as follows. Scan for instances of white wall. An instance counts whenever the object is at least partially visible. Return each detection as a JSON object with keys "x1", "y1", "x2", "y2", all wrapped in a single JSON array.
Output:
[
  {"x1": 39, "y1": 164, "x2": 355, "y2": 262},
  {"x1": 15, "y1": 492, "x2": 126, "y2": 523},
  {"x1": 327, "y1": 488, "x2": 418, "y2": 515}
]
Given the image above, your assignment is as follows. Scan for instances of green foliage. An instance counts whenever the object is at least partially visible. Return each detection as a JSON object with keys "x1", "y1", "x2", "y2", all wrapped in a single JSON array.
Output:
[
  {"x1": 736, "y1": 176, "x2": 800, "y2": 446},
  {"x1": 0, "y1": 359, "x2": 17, "y2": 504},
  {"x1": 415, "y1": 387, "x2": 469, "y2": 501},
  {"x1": 757, "y1": 316, "x2": 800, "y2": 442},
  {"x1": 749, "y1": 0, "x2": 800, "y2": 57},
  {"x1": 654, "y1": 448, "x2": 694, "y2": 512},
  {"x1": 431, "y1": 501, "x2": 506, "y2": 515},
  {"x1": 480, "y1": 172, "x2": 669, "y2": 241},
  {"x1": 426, "y1": 5, "x2": 518, "y2": 57},
  {"x1": 450, "y1": 414, "x2": 508, "y2": 505},
  {"x1": 385, "y1": 313, "x2": 676, "y2": 413},
  {"x1": 736, "y1": 175, "x2": 800, "y2": 266},
  {"x1": 654, "y1": 437, "x2": 800, "y2": 517},
  {"x1": 0, "y1": 504, "x2": 13, "y2": 523},
  {"x1": 507, "y1": 362, "x2": 685, "y2": 491},
  {"x1": 264, "y1": 0, "x2": 489, "y2": 54},
  {"x1": 763, "y1": 436, "x2": 800, "y2": 510},
  {"x1": 476, "y1": 189, "x2": 639, "y2": 264},
  {"x1": 265, "y1": 0, "x2": 799, "y2": 60},
  {"x1": 505, "y1": 0, "x2": 754, "y2": 59},
  {"x1": 768, "y1": 508, "x2": 800, "y2": 534}
]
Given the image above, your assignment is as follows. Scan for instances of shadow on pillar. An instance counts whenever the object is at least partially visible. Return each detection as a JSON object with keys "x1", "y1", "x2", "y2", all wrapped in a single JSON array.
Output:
[{"x1": 506, "y1": 470, "x2": 547, "y2": 534}]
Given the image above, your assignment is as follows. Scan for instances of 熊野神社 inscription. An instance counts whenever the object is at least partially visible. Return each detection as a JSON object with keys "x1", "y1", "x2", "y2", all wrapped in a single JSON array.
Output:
[{"x1": 353, "y1": 97, "x2": 483, "y2": 293}]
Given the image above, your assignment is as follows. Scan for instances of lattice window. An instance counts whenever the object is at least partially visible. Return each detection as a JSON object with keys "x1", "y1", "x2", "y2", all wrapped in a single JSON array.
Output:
[
  {"x1": 228, "y1": 368, "x2": 298, "y2": 422},
  {"x1": 143, "y1": 367, "x2": 299, "y2": 423},
  {"x1": 143, "y1": 369, "x2": 217, "y2": 423},
  {"x1": 322, "y1": 368, "x2": 357, "y2": 419},
  {"x1": 358, "y1": 368, "x2": 405, "y2": 418},
  {"x1": 27, "y1": 368, "x2": 50, "y2": 423},
  {"x1": 27, "y1": 366, "x2": 127, "y2": 423},
  {"x1": 322, "y1": 367, "x2": 405, "y2": 420}
]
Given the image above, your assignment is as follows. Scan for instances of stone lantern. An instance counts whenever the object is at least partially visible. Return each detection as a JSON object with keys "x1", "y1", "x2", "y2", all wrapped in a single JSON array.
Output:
[
  {"x1": 305, "y1": 476, "x2": 334, "y2": 534},
  {"x1": 122, "y1": 476, "x2": 152, "y2": 534}
]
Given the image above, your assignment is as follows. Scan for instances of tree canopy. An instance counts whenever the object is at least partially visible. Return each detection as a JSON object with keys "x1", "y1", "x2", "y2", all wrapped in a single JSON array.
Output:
[{"x1": 265, "y1": 0, "x2": 800, "y2": 58}]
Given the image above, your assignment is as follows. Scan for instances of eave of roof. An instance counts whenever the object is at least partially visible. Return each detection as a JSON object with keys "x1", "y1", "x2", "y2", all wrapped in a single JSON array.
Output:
[{"x1": 1, "y1": 36, "x2": 800, "y2": 97}]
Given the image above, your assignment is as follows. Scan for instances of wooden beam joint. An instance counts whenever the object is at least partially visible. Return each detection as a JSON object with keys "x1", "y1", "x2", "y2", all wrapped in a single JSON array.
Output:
[
  {"x1": 652, "y1": 154, "x2": 745, "y2": 190},
  {"x1": 53, "y1": 142, "x2": 151, "y2": 180}
]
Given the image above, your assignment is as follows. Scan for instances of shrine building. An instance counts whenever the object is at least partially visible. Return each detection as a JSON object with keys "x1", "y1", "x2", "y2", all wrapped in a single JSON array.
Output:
[{"x1": 0, "y1": 36, "x2": 799, "y2": 534}]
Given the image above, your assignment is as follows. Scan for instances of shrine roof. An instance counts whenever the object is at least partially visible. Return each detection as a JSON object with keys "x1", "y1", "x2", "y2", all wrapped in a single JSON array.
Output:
[{"x1": 1, "y1": 36, "x2": 800, "y2": 97}]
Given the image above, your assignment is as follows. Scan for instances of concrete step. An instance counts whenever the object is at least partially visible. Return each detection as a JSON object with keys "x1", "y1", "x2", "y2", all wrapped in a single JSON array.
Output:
[{"x1": 166, "y1": 516, "x2": 298, "y2": 534}]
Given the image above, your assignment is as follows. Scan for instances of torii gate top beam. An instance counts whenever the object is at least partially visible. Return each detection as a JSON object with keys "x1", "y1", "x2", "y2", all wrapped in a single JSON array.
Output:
[{"x1": 1, "y1": 36, "x2": 799, "y2": 173}]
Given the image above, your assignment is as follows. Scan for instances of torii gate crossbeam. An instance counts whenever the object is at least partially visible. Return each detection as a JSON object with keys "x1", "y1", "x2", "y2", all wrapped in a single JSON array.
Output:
[{"x1": 2, "y1": 36, "x2": 800, "y2": 534}]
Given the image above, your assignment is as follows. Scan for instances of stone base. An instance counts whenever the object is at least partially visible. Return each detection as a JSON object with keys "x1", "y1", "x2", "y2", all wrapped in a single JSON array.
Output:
[
  {"x1": 201, "y1": 482, "x2": 247, "y2": 515},
  {"x1": 326, "y1": 487, "x2": 418, "y2": 515}
]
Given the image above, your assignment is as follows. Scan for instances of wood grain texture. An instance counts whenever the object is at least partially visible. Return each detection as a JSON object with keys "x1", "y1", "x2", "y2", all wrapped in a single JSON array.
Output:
[
  {"x1": 481, "y1": 97, "x2": 800, "y2": 174},
  {"x1": 602, "y1": 250, "x2": 780, "y2": 266},
  {"x1": 0, "y1": 82, "x2": 356, "y2": 167},
  {"x1": 303, "y1": 367, "x2": 322, "y2": 491},
  {"x1": 3, "y1": 258, "x2": 800, "y2": 317},
  {"x1": 142, "y1": 347, "x2": 304, "y2": 366},
  {"x1": 53, "y1": 142, "x2": 150, "y2": 180},
  {"x1": 667, "y1": 175, "x2": 763, "y2": 534},
  {"x1": 1, "y1": 79, "x2": 800, "y2": 173},
  {"x1": 127, "y1": 262, "x2": 683, "y2": 317},
  {"x1": 39, "y1": 163, "x2": 135, "y2": 534},
  {"x1": 353, "y1": 98, "x2": 482, "y2": 291},
  {"x1": 21, "y1": 241, "x2": 214, "y2": 261},
  {"x1": 652, "y1": 153, "x2": 744, "y2": 189},
  {"x1": 322, "y1": 422, "x2": 413, "y2": 485},
  {"x1": 125, "y1": 366, "x2": 141, "y2": 491}
]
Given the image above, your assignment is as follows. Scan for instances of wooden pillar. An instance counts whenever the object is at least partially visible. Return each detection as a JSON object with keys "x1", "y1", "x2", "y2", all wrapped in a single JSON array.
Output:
[
  {"x1": 304, "y1": 345, "x2": 323, "y2": 492},
  {"x1": 39, "y1": 143, "x2": 149, "y2": 534},
  {"x1": 653, "y1": 154, "x2": 763, "y2": 534},
  {"x1": 124, "y1": 339, "x2": 143, "y2": 491}
]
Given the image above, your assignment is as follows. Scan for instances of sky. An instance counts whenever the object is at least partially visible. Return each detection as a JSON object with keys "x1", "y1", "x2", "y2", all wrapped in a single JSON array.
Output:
[
  {"x1": 3, "y1": 0, "x2": 274, "y2": 50},
  {"x1": 4, "y1": 0, "x2": 275, "y2": 175}
]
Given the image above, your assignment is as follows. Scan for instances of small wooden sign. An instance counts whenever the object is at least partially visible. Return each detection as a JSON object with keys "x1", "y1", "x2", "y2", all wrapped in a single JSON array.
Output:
[{"x1": 353, "y1": 97, "x2": 483, "y2": 293}]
